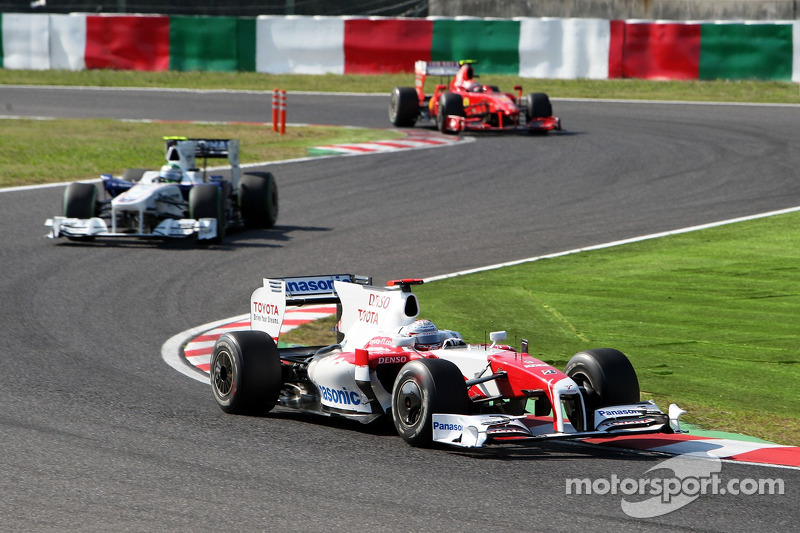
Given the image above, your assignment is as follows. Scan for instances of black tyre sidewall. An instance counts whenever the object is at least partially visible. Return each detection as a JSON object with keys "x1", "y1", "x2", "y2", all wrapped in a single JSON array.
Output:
[
  {"x1": 526, "y1": 92, "x2": 552, "y2": 120},
  {"x1": 391, "y1": 358, "x2": 469, "y2": 446},
  {"x1": 63, "y1": 182, "x2": 98, "y2": 219},
  {"x1": 189, "y1": 184, "x2": 225, "y2": 242},
  {"x1": 389, "y1": 87, "x2": 418, "y2": 127},
  {"x1": 565, "y1": 348, "x2": 640, "y2": 414},
  {"x1": 239, "y1": 172, "x2": 278, "y2": 229},
  {"x1": 437, "y1": 92, "x2": 465, "y2": 134},
  {"x1": 210, "y1": 331, "x2": 282, "y2": 415}
]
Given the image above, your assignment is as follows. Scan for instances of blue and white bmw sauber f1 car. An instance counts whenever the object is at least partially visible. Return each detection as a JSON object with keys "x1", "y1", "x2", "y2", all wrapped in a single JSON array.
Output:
[
  {"x1": 210, "y1": 275, "x2": 686, "y2": 448},
  {"x1": 45, "y1": 138, "x2": 278, "y2": 243}
]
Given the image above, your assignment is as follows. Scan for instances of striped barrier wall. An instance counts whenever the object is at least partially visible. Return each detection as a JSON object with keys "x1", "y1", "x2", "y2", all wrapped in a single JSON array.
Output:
[{"x1": 1, "y1": 14, "x2": 800, "y2": 81}]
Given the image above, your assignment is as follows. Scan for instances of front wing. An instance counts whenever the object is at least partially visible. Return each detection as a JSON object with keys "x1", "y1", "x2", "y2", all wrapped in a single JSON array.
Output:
[
  {"x1": 432, "y1": 402, "x2": 685, "y2": 448},
  {"x1": 45, "y1": 216, "x2": 218, "y2": 240},
  {"x1": 442, "y1": 115, "x2": 562, "y2": 134}
]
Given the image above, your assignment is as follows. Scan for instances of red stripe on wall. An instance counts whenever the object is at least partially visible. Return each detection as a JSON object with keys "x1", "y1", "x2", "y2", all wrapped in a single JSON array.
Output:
[
  {"x1": 610, "y1": 22, "x2": 700, "y2": 80},
  {"x1": 85, "y1": 15, "x2": 170, "y2": 71},
  {"x1": 608, "y1": 20, "x2": 626, "y2": 79},
  {"x1": 344, "y1": 18, "x2": 433, "y2": 74}
]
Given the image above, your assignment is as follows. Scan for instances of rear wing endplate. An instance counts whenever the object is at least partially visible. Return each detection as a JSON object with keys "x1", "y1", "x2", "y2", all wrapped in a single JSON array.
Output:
[{"x1": 163, "y1": 137, "x2": 241, "y2": 186}]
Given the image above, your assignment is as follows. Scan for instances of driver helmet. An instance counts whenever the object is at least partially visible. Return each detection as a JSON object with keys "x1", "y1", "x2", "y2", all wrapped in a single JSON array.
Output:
[
  {"x1": 158, "y1": 164, "x2": 182, "y2": 183},
  {"x1": 400, "y1": 319, "x2": 441, "y2": 351}
]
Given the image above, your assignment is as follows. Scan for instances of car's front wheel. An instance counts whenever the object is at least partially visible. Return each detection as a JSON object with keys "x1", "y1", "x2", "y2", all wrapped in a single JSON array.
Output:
[
  {"x1": 189, "y1": 184, "x2": 225, "y2": 243},
  {"x1": 565, "y1": 348, "x2": 640, "y2": 421},
  {"x1": 210, "y1": 331, "x2": 282, "y2": 415},
  {"x1": 62, "y1": 182, "x2": 99, "y2": 241},
  {"x1": 526, "y1": 92, "x2": 552, "y2": 121},
  {"x1": 436, "y1": 92, "x2": 465, "y2": 134},
  {"x1": 63, "y1": 182, "x2": 98, "y2": 219},
  {"x1": 391, "y1": 358, "x2": 469, "y2": 446},
  {"x1": 389, "y1": 87, "x2": 419, "y2": 127}
]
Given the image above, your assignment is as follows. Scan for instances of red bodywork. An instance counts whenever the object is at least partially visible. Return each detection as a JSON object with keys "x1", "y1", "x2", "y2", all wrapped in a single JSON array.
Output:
[
  {"x1": 328, "y1": 335, "x2": 575, "y2": 434},
  {"x1": 416, "y1": 62, "x2": 561, "y2": 134}
]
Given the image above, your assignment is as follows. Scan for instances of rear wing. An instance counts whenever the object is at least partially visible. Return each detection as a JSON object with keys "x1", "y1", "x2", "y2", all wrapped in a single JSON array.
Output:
[
  {"x1": 415, "y1": 60, "x2": 460, "y2": 77},
  {"x1": 250, "y1": 275, "x2": 423, "y2": 347},
  {"x1": 163, "y1": 137, "x2": 241, "y2": 185},
  {"x1": 415, "y1": 61, "x2": 459, "y2": 96},
  {"x1": 250, "y1": 274, "x2": 371, "y2": 342}
]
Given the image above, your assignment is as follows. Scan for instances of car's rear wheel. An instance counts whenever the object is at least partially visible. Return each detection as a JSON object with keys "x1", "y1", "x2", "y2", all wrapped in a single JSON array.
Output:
[
  {"x1": 389, "y1": 87, "x2": 419, "y2": 127},
  {"x1": 437, "y1": 92, "x2": 465, "y2": 134},
  {"x1": 189, "y1": 184, "x2": 225, "y2": 243},
  {"x1": 392, "y1": 358, "x2": 469, "y2": 447},
  {"x1": 526, "y1": 92, "x2": 552, "y2": 121},
  {"x1": 565, "y1": 348, "x2": 640, "y2": 426},
  {"x1": 210, "y1": 331, "x2": 282, "y2": 415},
  {"x1": 239, "y1": 172, "x2": 278, "y2": 229}
]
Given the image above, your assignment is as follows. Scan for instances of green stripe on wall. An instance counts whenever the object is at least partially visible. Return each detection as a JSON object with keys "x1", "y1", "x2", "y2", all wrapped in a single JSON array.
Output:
[
  {"x1": 170, "y1": 16, "x2": 254, "y2": 72},
  {"x1": 431, "y1": 19, "x2": 520, "y2": 75},
  {"x1": 699, "y1": 23, "x2": 793, "y2": 81},
  {"x1": 236, "y1": 17, "x2": 256, "y2": 72},
  {"x1": 0, "y1": 14, "x2": 4, "y2": 68}
]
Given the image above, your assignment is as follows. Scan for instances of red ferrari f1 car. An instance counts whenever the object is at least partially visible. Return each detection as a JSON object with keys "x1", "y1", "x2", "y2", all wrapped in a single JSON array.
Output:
[
  {"x1": 210, "y1": 275, "x2": 685, "y2": 448},
  {"x1": 389, "y1": 60, "x2": 561, "y2": 135}
]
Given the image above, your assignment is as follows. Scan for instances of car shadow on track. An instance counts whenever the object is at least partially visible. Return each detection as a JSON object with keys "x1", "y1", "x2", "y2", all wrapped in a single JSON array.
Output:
[
  {"x1": 444, "y1": 440, "x2": 666, "y2": 463},
  {"x1": 258, "y1": 408, "x2": 664, "y2": 463}
]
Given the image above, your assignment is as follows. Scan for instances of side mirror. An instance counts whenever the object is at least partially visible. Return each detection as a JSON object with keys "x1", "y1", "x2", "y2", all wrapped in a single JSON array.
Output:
[
  {"x1": 392, "y1": 336, "x2": 416, "y2": 348},
  {"x1": 489, "y1": 331, "x2": 507, "y2": 347}
]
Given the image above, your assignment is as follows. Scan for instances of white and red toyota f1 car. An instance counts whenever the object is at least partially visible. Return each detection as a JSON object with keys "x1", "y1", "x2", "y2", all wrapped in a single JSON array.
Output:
[{"x1": 210, "y1": 275, "x2": 685, "y2": 448}]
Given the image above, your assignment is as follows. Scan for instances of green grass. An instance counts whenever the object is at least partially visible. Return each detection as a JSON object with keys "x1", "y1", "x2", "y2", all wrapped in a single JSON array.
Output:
[
  {"x1": 3, "y1": 69, "x2": 800, "y2": 104},
  {"x1": 8, "y1": 69, "x2": 800, "y2": 444},
  {"x1": 0, "y1": 118, "x2": 400, "y2": 187}
]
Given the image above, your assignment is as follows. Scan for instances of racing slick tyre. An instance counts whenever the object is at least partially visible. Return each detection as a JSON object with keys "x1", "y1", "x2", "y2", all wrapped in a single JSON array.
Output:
[
  {"x1": 436, "y1": 92, "x2": 465, "y2": 134},
  {"x1": 392, "y1": 358, "x2": 470, "y2": 447},
  {"x1": 210, "y1": 331, "x2": 282, "y2": 415},
  {"x1": 389, "y1": 87, "x2": 419, "y2": 127},
  {"x1": 63, "y1": 182, "x2": 98, "y2": 219},
  {"x1": 189, "y1": 184, "x2": 225, "y2": 243},
  {"x1": 565, "y1": 348, "x2": 640, "y2": 424},
  {"x1": 526, "y1": 92, "x2": 552, "y2": 120},
  {"x1": 239, "y1": 172, "x2": 278, "y2": 229}
]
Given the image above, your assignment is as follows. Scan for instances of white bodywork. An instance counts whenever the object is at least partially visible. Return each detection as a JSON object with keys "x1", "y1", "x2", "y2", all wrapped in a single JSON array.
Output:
[{"x1": 45, "y1": 138, "x2": 239, "y2": 240}]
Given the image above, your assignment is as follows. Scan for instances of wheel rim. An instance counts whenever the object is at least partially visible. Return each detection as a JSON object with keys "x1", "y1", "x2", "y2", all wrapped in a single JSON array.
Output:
[
  {"x1": 396, "y1": 379, "x2": 423, "y2": 428},
  {"x1": 571, "y1": 371, "x2": 596, "y2": 396},
  {"x1": 213, "y1": 349, "x2": 234, "y2": 396}
]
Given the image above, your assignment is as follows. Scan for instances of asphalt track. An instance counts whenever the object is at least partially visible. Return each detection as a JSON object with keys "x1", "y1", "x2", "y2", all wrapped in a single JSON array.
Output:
[{"x1": 2, "y1": 86, "x2": 799, "y2": 531}]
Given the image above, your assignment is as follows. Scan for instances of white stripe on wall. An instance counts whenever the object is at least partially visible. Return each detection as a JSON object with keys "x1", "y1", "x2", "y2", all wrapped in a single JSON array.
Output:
[
  {"x1": 518, "y1": 18, "x2": 610, "y2": 80},
  {"x1": 793, "y1": 21, "x2": 800, "y2": 82},
  {"x1": 49, "y1": 14, "x2": 87, "y2": 71},
  {"x1": 3, "y1": 14, "x2": 51, "y2": 69},
  {"x1": 256, "y1": 15, "x2": 345, "y2": 75}
]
